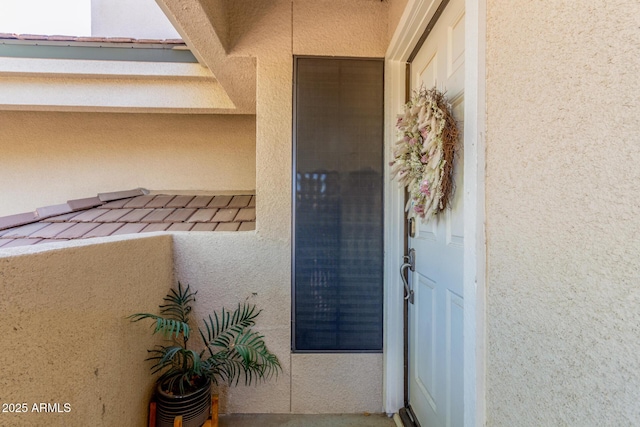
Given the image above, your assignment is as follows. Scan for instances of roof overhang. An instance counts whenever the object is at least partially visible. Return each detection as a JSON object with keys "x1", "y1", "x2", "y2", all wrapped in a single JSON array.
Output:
[
  {"x1": 0, "y1": 0, "x2": 258, "y2": 114},
  {"x1": 0, "y1": 56, "x2": 236, "y2": 113},
  {"x1": 156, "y1": 0, "x2": 256, "y2": 114}
]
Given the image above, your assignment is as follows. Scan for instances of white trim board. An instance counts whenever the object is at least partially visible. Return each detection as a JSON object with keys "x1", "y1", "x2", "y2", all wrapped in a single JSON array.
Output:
[{"x1": 383, "y1": 0, "x2": 487, "y2": 425}]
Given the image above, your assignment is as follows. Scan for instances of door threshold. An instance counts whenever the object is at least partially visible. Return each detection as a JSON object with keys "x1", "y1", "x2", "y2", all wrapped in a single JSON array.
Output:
[{"x1": 397, "y1": 407, "x2": 420, "y2": 427}]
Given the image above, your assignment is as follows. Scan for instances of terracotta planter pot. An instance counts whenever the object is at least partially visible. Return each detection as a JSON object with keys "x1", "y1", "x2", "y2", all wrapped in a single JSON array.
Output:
[{"x1": 154, "y1": 379, "x2": 211, "y2": 427}]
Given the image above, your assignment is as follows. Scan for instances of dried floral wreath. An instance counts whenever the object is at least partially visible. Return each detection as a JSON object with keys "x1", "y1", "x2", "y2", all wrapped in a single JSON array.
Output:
[{"x1": 390, "y1": 87, "x2": 460, "y2": 220}]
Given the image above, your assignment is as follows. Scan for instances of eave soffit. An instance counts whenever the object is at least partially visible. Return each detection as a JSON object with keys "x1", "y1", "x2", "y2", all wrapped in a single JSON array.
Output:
[{"x1": 156, "y1": 0, "x2": 257, "y2": 114}]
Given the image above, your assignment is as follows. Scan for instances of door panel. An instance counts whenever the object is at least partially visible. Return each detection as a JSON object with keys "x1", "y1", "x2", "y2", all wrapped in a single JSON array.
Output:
[
  {"x1": 415, "y1": 273, "x2": 437, "y2": 407},
  {"x1": 408, "y1": 0, "x2": 465, "y2": 425},
  {"x1": 447, "y1": 291, "x2": 464, "y2": 427}
]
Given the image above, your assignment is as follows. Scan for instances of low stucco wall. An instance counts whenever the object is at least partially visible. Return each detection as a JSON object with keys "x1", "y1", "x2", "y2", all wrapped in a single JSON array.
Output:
[
  {"x1": 0, "y1": 229, "x2": 384, "y2": 424},
  {"x1": 0, "y1": 112, "x2": 256, "y2": 217},
  {"x1": 486, "y1": 0, "x2": 640, "y2": 425},
  {"x1": 0, "y1": 235, "x2": 173, "y2": 426}
]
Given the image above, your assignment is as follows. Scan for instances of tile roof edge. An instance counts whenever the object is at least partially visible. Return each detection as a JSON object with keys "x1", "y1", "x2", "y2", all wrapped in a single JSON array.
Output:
[
  {"x1": 98, "y1": 188, "x2": 149, "y2": 202},
  {"x1": 0, "y1": 188, "x2": 149, "y2": 231},
  {"x1": 67, "y1": 196, "x2": 103, "y2": 211},
  {"x1": 0, "y1": 212, "x2": 38, "y2": 231},
  {"x1": 148, "y1": 189, "x2": 256, "y2": 196},
  {"x1": 0, "y1": 33, "x2": 186, "y2": 45},
  {"x1": 36, "y1": 203, "x2": 74, "y2": 220}
]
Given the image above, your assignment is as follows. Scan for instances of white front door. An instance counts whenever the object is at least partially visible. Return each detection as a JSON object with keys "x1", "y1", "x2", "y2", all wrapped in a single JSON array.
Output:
[{"x1": 408, "y1": 0, "x2": 465, "y2": 425}]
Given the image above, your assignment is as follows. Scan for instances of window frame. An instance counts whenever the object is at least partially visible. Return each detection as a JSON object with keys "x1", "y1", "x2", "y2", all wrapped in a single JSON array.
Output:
[{"x1": 291, "y1": 55, "x2": 386, "y2": 354}]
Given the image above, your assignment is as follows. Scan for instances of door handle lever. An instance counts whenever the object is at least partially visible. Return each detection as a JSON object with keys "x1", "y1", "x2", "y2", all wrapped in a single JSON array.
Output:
[{"x1": 400, "y1": 248, "x2": 415, "y2": 304}]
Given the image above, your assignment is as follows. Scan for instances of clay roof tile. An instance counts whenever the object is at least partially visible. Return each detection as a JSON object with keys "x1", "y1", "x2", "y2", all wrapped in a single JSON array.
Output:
[{"x1": 0, "y1": 190, "x2": 255, "y2": 249}]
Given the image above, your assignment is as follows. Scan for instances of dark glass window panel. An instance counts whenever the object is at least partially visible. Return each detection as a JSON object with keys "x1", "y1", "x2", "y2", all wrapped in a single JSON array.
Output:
[{"x1": 293, "y1": 57, "x2": 384, "y2": 351}]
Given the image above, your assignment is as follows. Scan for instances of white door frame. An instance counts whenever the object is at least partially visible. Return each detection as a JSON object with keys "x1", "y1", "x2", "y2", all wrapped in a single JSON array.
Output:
[{"x1": 382, "y1": 0, "x2": 486, "y2": 425}]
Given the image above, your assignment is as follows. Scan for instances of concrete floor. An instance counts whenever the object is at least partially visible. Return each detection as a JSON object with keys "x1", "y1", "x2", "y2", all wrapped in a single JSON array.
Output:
[{"x1": 218, "y1": 413, "x2": 398, "y2": 427}]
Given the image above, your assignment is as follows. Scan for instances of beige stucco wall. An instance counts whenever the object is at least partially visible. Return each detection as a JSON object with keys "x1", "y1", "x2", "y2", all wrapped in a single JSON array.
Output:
[
  {"x1": 169, "y1": 0, "x2": 390, "y2": 414},
  {"x1": 172, "y1": 233, "x2": 291, "y2": 413},
  {"x1": 0, "y1": 0, "x2": 392, "y2": 420},
  {"x1": 291, "y1": 354, "x2": 384, "y2": 413},
  {"x1": 291, "y1": 3, "x2": 388, "y2": 410},
  {"x1": 292, "y1": 0, "x2": 388, "y2": 57},
  {"x1": 0, "y1": 112, "x2": 255, "y2": 217},
  {"x1": 0, "y1": 235, "x2": 173, "y2": 426},
  {"x1": 485, "y1": 0, "x2": 640, "y2": 425},
  {"x1": 387, "y1": 0, "x2": 409, "y2": 44}
]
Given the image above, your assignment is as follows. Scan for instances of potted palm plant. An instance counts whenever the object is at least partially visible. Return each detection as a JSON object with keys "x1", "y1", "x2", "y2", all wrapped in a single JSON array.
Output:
[{"x1": 129, "y1": 283, "x2": 281, "y2": 427}]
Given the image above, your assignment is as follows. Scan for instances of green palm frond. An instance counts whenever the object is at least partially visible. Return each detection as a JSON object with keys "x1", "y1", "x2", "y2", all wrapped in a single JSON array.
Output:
[
  {"x1": 128, "y1": 282, "x2": 195, "y2": 341},
  {"x1": 232, "y1": 330, "x2": 281, "y2": 383},
  {"x1": 206, "y1": 350, "x2": 281, "y2": 387},
  {"x1": 199, "y1": 304, "x2": 281, "y2": 386},
  {"x1": 129, "y1": 283, "x2": 281, "y2": 395},
  {"x1": 128, "y1": 313, "x2": 190, "y2": 340},
  {"x1": 159, "y1": 282, "x2": 196, "y2": 323},
  {"x1": 200, "y1": 303, "x2": 260, "y2": 351}
]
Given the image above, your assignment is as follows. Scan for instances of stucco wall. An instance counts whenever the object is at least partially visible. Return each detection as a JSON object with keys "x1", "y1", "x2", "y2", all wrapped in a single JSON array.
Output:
[
  {"x1": 0, "y1": 0, "x2": 392, "y2": 419},
  {"x1": 0, "y1": 235, "x2": 173, "y2": 426},
  {"x1": 172, "y1": 233, "x2": 291, "y2": 413},
  {"x1": 0, "y1": 112, "x2": 256, "y2": 217},
  {"x1": 387, "y1": 0, "x2": 409, "y2": 44},
  {"x1": 485, "y1": 1, "x2": 640, "y2": 425},
  {"x1": 173, "y1": 233, "x2": 385, "y2": 414},
  {"x1": 292, "y1": 0, "x2": 388, "y2": 57},
  {"x1": 169, "y1": 0, "x2": 390, "y2": 414}
]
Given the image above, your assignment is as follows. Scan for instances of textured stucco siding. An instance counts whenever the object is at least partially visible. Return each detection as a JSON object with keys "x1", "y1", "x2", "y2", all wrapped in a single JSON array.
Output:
[
  {"x1": 172, "y1": 233, "x2": 386, "y2": 415},
  {"x1": 387, "y1": 0, "x2": 409, "y2": 44},
  {"x1": 0, "y1": 112, "x2": 256, "y2": 217},
  {"x1": 0, "y1": 235, "x2": 173, "y2": 425},
  {"x1": 0, "y1": 0, "x2": 391, "y2": 419},
  {"x1": 292, "y1": 0, "x2": 388, "y2": 58},
  {"x1": 292, "y1": 2, "x2": 387, "y2": 412},
  {"x1": 485, "y1": 0, "x2": 640, "y2": 425},
  {"x1": 172, "y1": 233, "x2": 291, "y2": 414},
  {"x1": 170, "y1": 0, "x2": 389, "y2": 414},
  {"x1": 291, "y1": 354, "x2": 384, "y2": 413}
]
